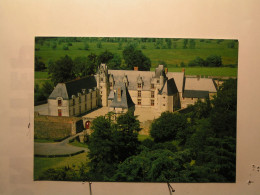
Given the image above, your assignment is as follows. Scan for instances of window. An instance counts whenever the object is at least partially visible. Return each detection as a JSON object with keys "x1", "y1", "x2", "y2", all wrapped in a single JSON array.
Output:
[
  {"x1": 151, "y1": 91, "x2": 154, "y2": 98},
  {"x1": 73, "y1": 99, "x2": 75, "y2": 105},
  {"x1": 163, "y1": 104, "x2": 165, "y2": 106},
  {"x1": 151, "y1": 84, "x2": 154, "y2": 89},
  {"x1": 157, "y1": 80, "x2": 159, "y2": 83},
  {"x1": 58, "y1": 99, "x2": 62, "y2": 106},
  {"x1": 58, "y1": 109, "x2": 62, "y2": 116},
  {"x1": 101, "y1": 78, "x2": 103, "y2": 82},
  {"x1": 138, "y1": 99, "x2": 141, "y2": 105},
  {"x1": 100, "y1": 86, "x2": 102, "y2": 89},
  {"x1": 79, "y1": 96, "x2": 81, "y2": 103},
  {"x1": 138, "y1": 90, "x2": 141, "y2": 97},
  {"x1": 163, "y1": 96, "x2": 166, "y2": 99},
  {"x1": 151, "y1": 99, "x2": 154, "y2": 106},
  {"x1": 85, "y1": 95, "x2": 87, "y2": 102},
  {"x1": 110, "y1": 82, "x2": 113, "y2": 87},
  {"x1": 138, "y1": 83, "x2": 141, "y2": 88},
  {"x1": 79, "y1": 106, "x2": 81, "y2": 114}
]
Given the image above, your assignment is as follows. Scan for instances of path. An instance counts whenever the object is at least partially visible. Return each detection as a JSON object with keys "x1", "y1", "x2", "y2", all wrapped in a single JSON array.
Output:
[{"x1": 34, "y1": 132, "x2": 89, "y2": 156}]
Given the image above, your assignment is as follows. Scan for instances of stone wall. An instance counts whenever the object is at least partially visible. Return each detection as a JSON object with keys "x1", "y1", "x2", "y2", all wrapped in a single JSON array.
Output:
[{"x1": 34, "y1": 113, "x2": 84, "y2": 140}]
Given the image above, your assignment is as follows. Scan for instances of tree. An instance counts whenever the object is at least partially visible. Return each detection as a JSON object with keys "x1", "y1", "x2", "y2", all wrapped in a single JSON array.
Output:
[
  {"x1": 189, "y1": 39, "x2": 196, "y2": 49},
  {"x1": 123, "y1": 45, "x2": 151, "y2": 71},
  {"x1": 205, "y1": 55, "x2": 222, "y2": 67},
  {"x1": 188, "y1": 57, "x2": 205, "y2": 67},
  {"x1": 113, "y1": 149, "x2": 193, "y2": 182},
  {"x1": 84, "y1": 42, "x2": 90, "y2": 50},
  {"x1": 183, "y1": 39, "x2": 188, "y2": 49},
  {"x1": 48, "y1": 55, "x2": 75, "y2": 85},
  {"x1": 96, "y1": 41, "x2": 102, "y2": 48},
  {"x1": 227, "y1": 41, "x2": 235, "y2": 48},
  {"x1": 98, "y1": 50, "x2": 114, "y2": 64},
  {"x1": 51, "y1": 42, "x2": 57, "y2": 50},
  {"x1": 87, "y1": 116, "x2": 117, "y2": 181},
  {"x1": 210, "y1": 79, "x2": 237, "y2": 137},
  {"x1": 150, "y1": 112, "x2": 187, "y2": 142},
  {"x1": 165, "y1": 39, "x2": 172, "y2": 49},
  {"x1": 107, "y1": 54, "x2": 122, "y2": 70},
  {"x1": 114, "y1": 111, "x2": 141, "y2": 162},
  {"x1": 73, "y1": 56, "x2": 96, "y2": 77},
  {"x1": 35, "y1": 56, "x2": 46, "y2": 71}
]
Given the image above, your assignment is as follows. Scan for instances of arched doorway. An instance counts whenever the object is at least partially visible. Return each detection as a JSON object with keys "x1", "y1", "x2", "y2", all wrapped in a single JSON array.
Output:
[{"x1": 85, "y1": 121, "x2": 91, "y2": 129}]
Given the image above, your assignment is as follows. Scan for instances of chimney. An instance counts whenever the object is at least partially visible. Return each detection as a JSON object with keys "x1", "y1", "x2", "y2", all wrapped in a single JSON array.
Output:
[
  {"x1": 117, "y1": 87, "x2": 121, "y2": 101},
  {"x1": 182, "y1": 68, "x2": 185, "y2": 73},
  {"x1": 165, "y1": 68, "x2": 168, "y2": 74},
  {"x1": 134, "y1": 66, "x2": 138, "y2": 71}
]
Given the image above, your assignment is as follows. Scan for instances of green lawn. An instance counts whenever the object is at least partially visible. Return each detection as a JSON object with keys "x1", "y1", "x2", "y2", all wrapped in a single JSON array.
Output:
[
  {"x1": 154, "y1": 67, "x2": 237, "y2": 77},
  {"x1": 69, "y1": 140, "x2": 89, "y2": 148},
  {"x1": 34, "y1": 152, "x2": 88, "y2": 180},
  {"x1": 35, "y1": 71, "x2": 49, "y2": 79}
]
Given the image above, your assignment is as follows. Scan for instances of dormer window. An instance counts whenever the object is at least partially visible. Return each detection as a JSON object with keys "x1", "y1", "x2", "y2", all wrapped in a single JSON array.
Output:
[
  {"x1": 58, "y1": 99, "x2": 62, "y2": 106},
  {"x1": 82, "y1": 89, "x2": 86, "y2": 94},
  {"x1": 138, "y1": 90, "x2": 141, "y2": 97},
  {"x1": 138, "y1": 83, "x2": 142, "y2": 88}
]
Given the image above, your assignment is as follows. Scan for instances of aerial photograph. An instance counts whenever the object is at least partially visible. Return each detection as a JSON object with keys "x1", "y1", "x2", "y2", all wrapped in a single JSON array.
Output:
[{"x1": 34, "y1": 37, "x2": 238, "y2": 182}]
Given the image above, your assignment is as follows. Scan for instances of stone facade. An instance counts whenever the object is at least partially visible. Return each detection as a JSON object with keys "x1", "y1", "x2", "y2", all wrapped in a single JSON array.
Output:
[{"x1": 48, "y1": 64, "x2": 217, "y2": 117}]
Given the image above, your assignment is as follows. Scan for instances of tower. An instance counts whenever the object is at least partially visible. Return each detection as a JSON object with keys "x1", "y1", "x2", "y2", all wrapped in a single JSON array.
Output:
[{"x1": 97, "y1": 64, "x2": 109, "y2": 106}]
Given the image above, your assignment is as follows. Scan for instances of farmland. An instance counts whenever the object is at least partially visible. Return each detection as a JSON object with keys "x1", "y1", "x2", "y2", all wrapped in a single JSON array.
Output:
[{"x1": 35, "y1": 37, "x2": 238, "y2": 71}]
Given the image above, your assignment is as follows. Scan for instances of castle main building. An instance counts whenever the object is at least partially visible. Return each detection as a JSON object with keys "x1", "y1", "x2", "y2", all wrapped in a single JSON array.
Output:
[{"x1": 48, "y1": 64, "x2": 217, "y2": 117}]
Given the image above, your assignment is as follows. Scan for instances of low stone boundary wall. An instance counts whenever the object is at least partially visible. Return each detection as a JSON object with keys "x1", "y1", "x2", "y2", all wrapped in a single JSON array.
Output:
[{"x1": 34, "y1": 112, "x2": 84, "y2": 140}]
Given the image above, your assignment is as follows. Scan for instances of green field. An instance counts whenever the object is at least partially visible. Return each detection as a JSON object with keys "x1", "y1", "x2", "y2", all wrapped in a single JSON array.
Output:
[
  {"x1": 155, "y1": 67, "x2": 238, "y2": 77},
  {"x1": 34, "y1": 152, "x2": 88, "y2": 180},
  {"x1": 35, "y1": 38, "x2": 238, "y2": 70}
]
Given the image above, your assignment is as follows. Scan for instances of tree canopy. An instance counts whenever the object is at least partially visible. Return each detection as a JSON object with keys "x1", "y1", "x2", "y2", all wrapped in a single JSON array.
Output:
[
  {"x1": 150, "y1": 112, "x2": 187, "y2": 142},
  {"x1": 123, "y1": 45, "x2": 151, "y2": 71},
  {"x1": 48, "y1": 55, "x2": 75, "y2": 85}
]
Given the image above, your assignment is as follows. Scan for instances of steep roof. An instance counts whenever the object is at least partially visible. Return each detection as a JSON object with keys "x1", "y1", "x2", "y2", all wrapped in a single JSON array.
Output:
[
  {"x1": 167, "y1": 72, "x2": 185, "y2": 92},
  {"x1": 184, "y1": 77, "x2": 217, "y2": 93},
  {"x1": 48, "y1": 76, "x2": 97, "y2": 100},
  {"x1": 108, "y1": 69, "x2": 184, "y2": 92},
  {"x1": 110, "y1": 83, "x2": 135, "y2": 109},
  {"x1": 159, "y1": 78, "x2": 178, "y2": 95}
]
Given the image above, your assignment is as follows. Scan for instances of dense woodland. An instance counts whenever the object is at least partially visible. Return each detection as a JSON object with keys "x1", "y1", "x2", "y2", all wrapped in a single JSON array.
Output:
[{"x1": 38, "y1": 79, "x2": 237, "y2": 182}]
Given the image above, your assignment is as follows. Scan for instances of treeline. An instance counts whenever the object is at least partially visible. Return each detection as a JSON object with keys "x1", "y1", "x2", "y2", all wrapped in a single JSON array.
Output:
[
  {"x1": 39, "y1": 79, "x2": 237, "y2": 182},
  {"x1": 36, "y1": 45, "x2": 151, "y2": 84},
  {"x1": 187, "y1": 55, "x2": 223, "y2": 67}
]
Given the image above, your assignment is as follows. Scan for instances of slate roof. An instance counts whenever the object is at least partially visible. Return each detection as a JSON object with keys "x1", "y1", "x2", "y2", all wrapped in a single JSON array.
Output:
[
  {"x1": 108, "y1": 69, "x2": 184, "y2": 92},
  {"x1": 48, "y1": 76, "x2": 97, "y2": 100},
  {"x1": 183, "y1": 90, "x2": 209, "y2": 98},
  {"x1": 110, "y1": 83, "x2": 135, "y2": 109},
  {"x1": 159, "y1": 78, "x2": 178, "y2": 95},
  {"x1": 184, "y1": 77, "x2": 217, "y2": 93}
]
